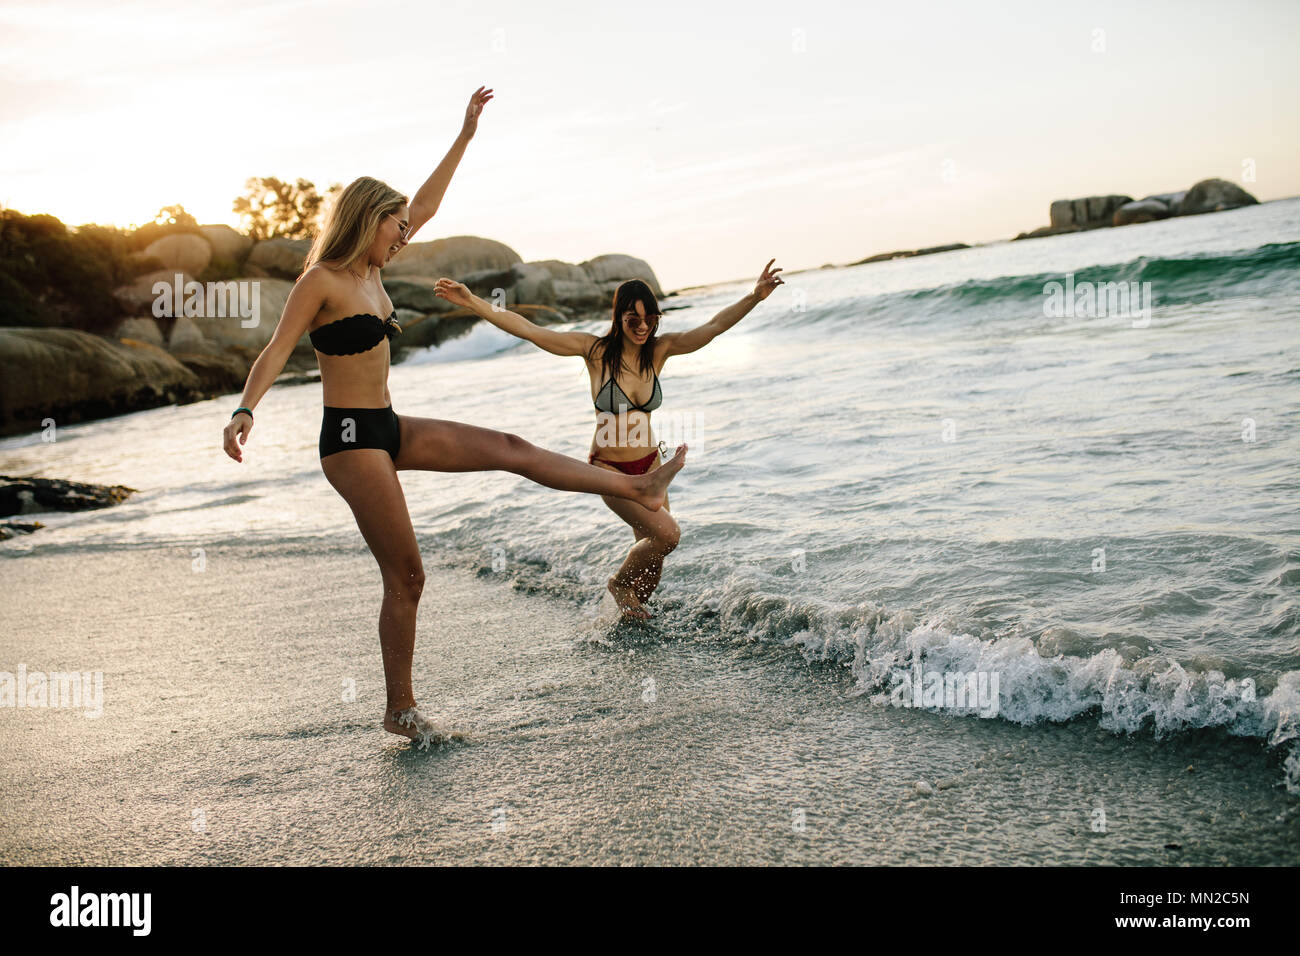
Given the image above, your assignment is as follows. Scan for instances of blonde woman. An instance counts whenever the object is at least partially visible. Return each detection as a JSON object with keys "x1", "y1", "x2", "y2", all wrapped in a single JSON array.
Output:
[
  {"x1": 221, "y1": 87, "x2": 687, "y2": 748},
  {"x1": 432, "y1": 261, "x2": 783, "y2": 619}
]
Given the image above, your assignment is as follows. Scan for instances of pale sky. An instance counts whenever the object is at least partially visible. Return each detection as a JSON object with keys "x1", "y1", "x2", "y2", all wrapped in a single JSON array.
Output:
[{"x1": 2, "y1": 0, "x2": 1298, "y2": 290}]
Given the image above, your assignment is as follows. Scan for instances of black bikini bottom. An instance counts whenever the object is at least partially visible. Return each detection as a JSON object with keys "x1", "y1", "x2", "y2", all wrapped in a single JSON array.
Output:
[{"x1": 319, "y1": 404, "x2": 401, "y2": 462}]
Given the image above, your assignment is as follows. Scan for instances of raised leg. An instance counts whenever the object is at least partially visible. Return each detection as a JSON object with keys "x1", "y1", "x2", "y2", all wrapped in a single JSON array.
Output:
[{"x1": 393, "y1": 415, "x2": 685, "y2": 511}]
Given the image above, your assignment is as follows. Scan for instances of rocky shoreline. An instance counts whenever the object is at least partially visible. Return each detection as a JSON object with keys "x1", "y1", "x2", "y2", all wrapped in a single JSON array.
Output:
[
  {"x1": 1012, "y1": 176, "x2": 1259, "y2": 240},
  {"x1": 0, "y1": 475, "x2": 136, "y2": 541},
  {"x1": 0, "y1": 222, "x2": 666, "y2": 438},
  {"x1": 0, "y1": 177, "x2": 1264, "y2": 438}
]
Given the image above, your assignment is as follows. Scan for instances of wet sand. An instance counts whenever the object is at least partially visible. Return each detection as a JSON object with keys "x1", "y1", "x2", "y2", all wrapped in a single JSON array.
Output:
[{"x1": 1, "y1": 543, "x2": 1296, "y2": 865}]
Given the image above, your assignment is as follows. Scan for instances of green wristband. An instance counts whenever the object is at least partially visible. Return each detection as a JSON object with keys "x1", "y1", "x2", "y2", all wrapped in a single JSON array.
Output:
[{"x1": 232, "y1": 406, "x2": 254, "y2": 422}]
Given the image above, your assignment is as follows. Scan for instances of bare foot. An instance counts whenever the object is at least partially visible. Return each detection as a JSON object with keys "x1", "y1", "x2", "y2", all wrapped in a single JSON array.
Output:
[
  {"x1": 608, "y1": 576, "x2": 651, "y2": 619},
  {"x1": 631, "y1": 443, "x2": 687, "y2": 511},
  {"x1": 383, "y1": 705, "x2": 463, "y2": 750}
]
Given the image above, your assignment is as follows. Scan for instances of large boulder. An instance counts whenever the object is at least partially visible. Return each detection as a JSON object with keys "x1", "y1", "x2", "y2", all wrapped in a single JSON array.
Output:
[
  {"x1": 1179, "y1": 178, "x2": 1259, "y2": 216},
  {"x1": 529, "y1": 260, "x2": 590, "y2": 283},
  {"x1": 529, "y1": 259, "x2": 604, "y2": 309},
  {"x1": 168, "y1": 350, "x2": 250, "y2": 394},
  {"x1": 0, "y1": 328, "x2": 203, "y2": 437},
  {"x1": 245, "y1": 238, "x2": 312, "y2": 279},
  {"x1": 113, "y1": 269, "x2": 196, "y2": 314},
  {"x1": 383, "y1": 235, "x2": 521, "y2": 278},
  {"x1": 139, "y1": 233, "x2": 212, "y2": 276},
  {"x1": 168, "y1": 315, "x2": 216, "y2": 354},
  {"x1": 1141, "y1": 191, "x2": 1186, "y2": 215},
  {"x1": 382, "y1": 276, "x2": 456, "y2": 314},
  {"x1": 110, "y1": 317, "x2": 165, "y2": 348},
  {"x1": 199, "y1": 224, "x2": 254, "y2": 264},
  {"x1": 1113, "y1": 199, "x2": 1173, "y2": 226},
  {"x1": 580, "y1": 254, "x2": 664, "y2": 298},
  {"x1": 185, "y1": 277, "x2": 295, "y2": 353},
  {"x1": 511, "y1": 263, "x2": 556, "y2": 305},
  {"x1": 1049, "y1": 195, "x2": 1134, "y2": 230}
]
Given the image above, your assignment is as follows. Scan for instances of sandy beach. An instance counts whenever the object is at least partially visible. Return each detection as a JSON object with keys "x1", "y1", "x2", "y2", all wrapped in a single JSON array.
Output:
[{"x1": 2, "y1": 541, "x2": 1296, "y2": 866}]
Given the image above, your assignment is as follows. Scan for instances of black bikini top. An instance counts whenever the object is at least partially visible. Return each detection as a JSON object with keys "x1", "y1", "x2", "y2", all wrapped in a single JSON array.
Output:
[
  {"x1": 310, "y1": 311, "x2": 401, "y2": 355},
  {"x1": 594, "y1": 371, "x2": 662, "y2": 414}
]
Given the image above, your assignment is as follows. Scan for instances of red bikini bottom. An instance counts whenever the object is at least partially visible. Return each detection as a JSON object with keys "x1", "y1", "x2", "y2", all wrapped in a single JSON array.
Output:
[{"x1": 588, "y1": 448, "x2": 660, "y2": 475}]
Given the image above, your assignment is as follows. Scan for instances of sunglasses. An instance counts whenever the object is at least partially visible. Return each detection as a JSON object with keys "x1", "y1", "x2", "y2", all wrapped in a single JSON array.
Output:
[
  {"x1": 623, "y1": 311, "x2": 660, "y2": 329},
  {"x1": 386, "y1": 213, "x2": 410, "y2": 242}
]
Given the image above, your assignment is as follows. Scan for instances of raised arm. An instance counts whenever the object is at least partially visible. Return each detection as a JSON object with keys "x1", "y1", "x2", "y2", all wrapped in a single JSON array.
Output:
[
  {"x1": 433, "y1": 278, "x2": 596, "y2": 357},
  {"x1": 222, "y1": 269, "x2": 327, "y2": 461},
  {"x1": 405, "y1": 87, "x2": 493, "y2": 242},
  {"x1": 662, "y1": 258, "x2": 783, "y2": 358}
]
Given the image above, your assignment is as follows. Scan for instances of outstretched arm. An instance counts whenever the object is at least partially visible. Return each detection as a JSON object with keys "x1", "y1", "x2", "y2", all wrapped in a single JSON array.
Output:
[
  {"x1": 433, "y1": 278, "x2": 596, "y2": 357},
  {"x1": 223, "y1": 269, "x2": 327, "y2": 461},
  {"x1": 662, "y1": 258, "x2": 783, "y2": 357},
  {"x1": 406, "y1": 86, "x2": 494, "y2": 242}
]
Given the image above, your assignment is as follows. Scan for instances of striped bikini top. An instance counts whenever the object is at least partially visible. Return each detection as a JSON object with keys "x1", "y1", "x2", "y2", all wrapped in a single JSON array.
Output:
[
  {"x1": 309, "y1": 311, "x2": 402, "y2": 355},
  {"x1": 594, "y1": 371, "x2": 662, "y2": 414}
]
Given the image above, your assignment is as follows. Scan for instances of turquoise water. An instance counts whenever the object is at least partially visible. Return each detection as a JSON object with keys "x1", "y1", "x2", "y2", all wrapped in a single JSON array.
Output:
[{"x1": 3, "y1": 198, "x2": 1298, "y2": 796}]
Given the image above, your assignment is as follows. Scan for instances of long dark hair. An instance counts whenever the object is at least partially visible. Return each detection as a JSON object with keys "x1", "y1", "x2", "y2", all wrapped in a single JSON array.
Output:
[{"x1": 585, "y1": 279, "x2": 659, "y2": 385}]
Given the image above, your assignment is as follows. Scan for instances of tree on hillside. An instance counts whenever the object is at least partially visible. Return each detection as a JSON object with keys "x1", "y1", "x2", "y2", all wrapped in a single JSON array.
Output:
[
  {"x1": 232, "y1": 177, "x2": 340, "y2": 241},
  {"x1": 125, "y1": 204, "x2": 202, "y2": 252},
  {"x1": 154, "y1": 204, "x2": 198, "y2": 228}
]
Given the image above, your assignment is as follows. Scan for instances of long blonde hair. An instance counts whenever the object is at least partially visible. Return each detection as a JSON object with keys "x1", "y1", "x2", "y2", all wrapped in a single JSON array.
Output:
[{"x1": 301, "y1": 176, "x2": 408, "y2": 278}]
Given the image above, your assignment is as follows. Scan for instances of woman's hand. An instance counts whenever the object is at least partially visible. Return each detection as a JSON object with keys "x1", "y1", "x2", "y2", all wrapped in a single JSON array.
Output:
[
  {"x1": 461, "y1": 86, "x2": 494, "y2": 138},
  {"x1": 753, "y1": 258, "x2": 784, "y2": 301},
  {"x1": 434, "y1": 278, "x2": 478, "y2": 311},
  {"x1": 223, "y1": 413, "x2": 252, "y2": 463}
]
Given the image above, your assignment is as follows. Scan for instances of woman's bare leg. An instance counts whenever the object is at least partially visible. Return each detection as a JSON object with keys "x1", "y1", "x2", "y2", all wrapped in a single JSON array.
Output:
[
  {"x1": 394, "y1": 416, "x2": 686, "y2": 511},
  {"x1": 321, "y1": 449, "x2": 440, "y2": 743}
]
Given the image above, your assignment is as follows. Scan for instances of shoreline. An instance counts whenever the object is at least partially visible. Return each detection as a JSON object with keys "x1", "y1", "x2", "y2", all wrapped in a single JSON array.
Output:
[{"x1": 2, "y1": 541, "x2": 1296, "y2": 865}]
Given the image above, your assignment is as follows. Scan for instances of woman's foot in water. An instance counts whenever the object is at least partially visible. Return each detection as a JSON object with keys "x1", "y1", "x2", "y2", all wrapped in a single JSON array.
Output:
[
  {"x1": 630, "y1": 443, "x2": 687, "y2": 511},
  {"x1": 383, "y1": 704, "x2": 461, "y2": 749},
  {"x1": 608, "y1": 575, "x2": 652, "y2": 619}
]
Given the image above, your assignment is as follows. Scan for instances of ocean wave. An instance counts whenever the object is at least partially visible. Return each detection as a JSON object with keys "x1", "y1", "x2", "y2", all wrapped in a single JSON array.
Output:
[
  {"x1": 776, "y1": 240, "x2": 1300, "y2": 330},
  {"x1": 439, "y1": 540, "x2": 1300, "y2": 795}
]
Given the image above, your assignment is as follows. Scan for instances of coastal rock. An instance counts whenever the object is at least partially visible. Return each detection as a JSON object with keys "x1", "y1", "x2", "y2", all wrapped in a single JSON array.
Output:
[
  {"x1": 186, "y1": 277, "x2": 294, "y2": 353},
  {"x1": 395, "y1": 310, "x2": 479, "y2": 349},
  {"x1": 580, "y1": 254, "x2": 664, "y2": 298},
  {"x1": 199, "y1": 224, "x2": 254, "y2": 264},
  {"x1": 0, "y1": 475, "x2": 136, "y2": 517},
  {"x1": 460, "y1": 266, "x2": 521, "y2": 304},
  {"x1": 246, "y1": 238, "x2": 312, "y2": 279},
  {"x1": 1013, "y1": 225, "x2": 1083, "y2": 240},
  {"x1": 511, "y1": 263, "x2": 556, "y2": 305},
  {"x1": 382, "y1": 276, "x2": 456, "y2": 314},
  {"x1": 383, "y1": 235, "x2": 522, "y2": 278},
  {"x1": 0, "y1": 328, "x2": 202, "y2": 437},
  {"x1": 529, "y1": 260, "x2": 605, "y2": 309},
  {"x1": 111, "y1": 317, "x2": 165, "y2": 347},
  {"x1": 140, "y1": 233, "x2": 212, "y2": 276},
  {"x1": 169, "y1": 350, "x2": 250, "y2": 394},
  {"x1": 168, "y1": 315, "x2": 215, "y2": 354},
  {"x1": 0, "y1": 520, "x2": 44, "y2": 541},
  {"x1": 1142, "y1": 191, "x2": 1186, "y2": 215},
  {"x1": 112, "y1": 269, "x2": 196, "y2": 314},
  {"x1": 1179, "y1": 178, "x2": 1259, "y2": 216},
  {"x1": 528, "y1": 260, "x2": 590, "y2": 283},
  {"x1": 1049, "y1": 195, "x2": 1134, "y2": 230},
  {"x1": 1113, "y1": 199, "x2": 1173, "y2": 226},
  {"x1": 850, "y1": 242, "x2": 971, "y2": 265}
]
